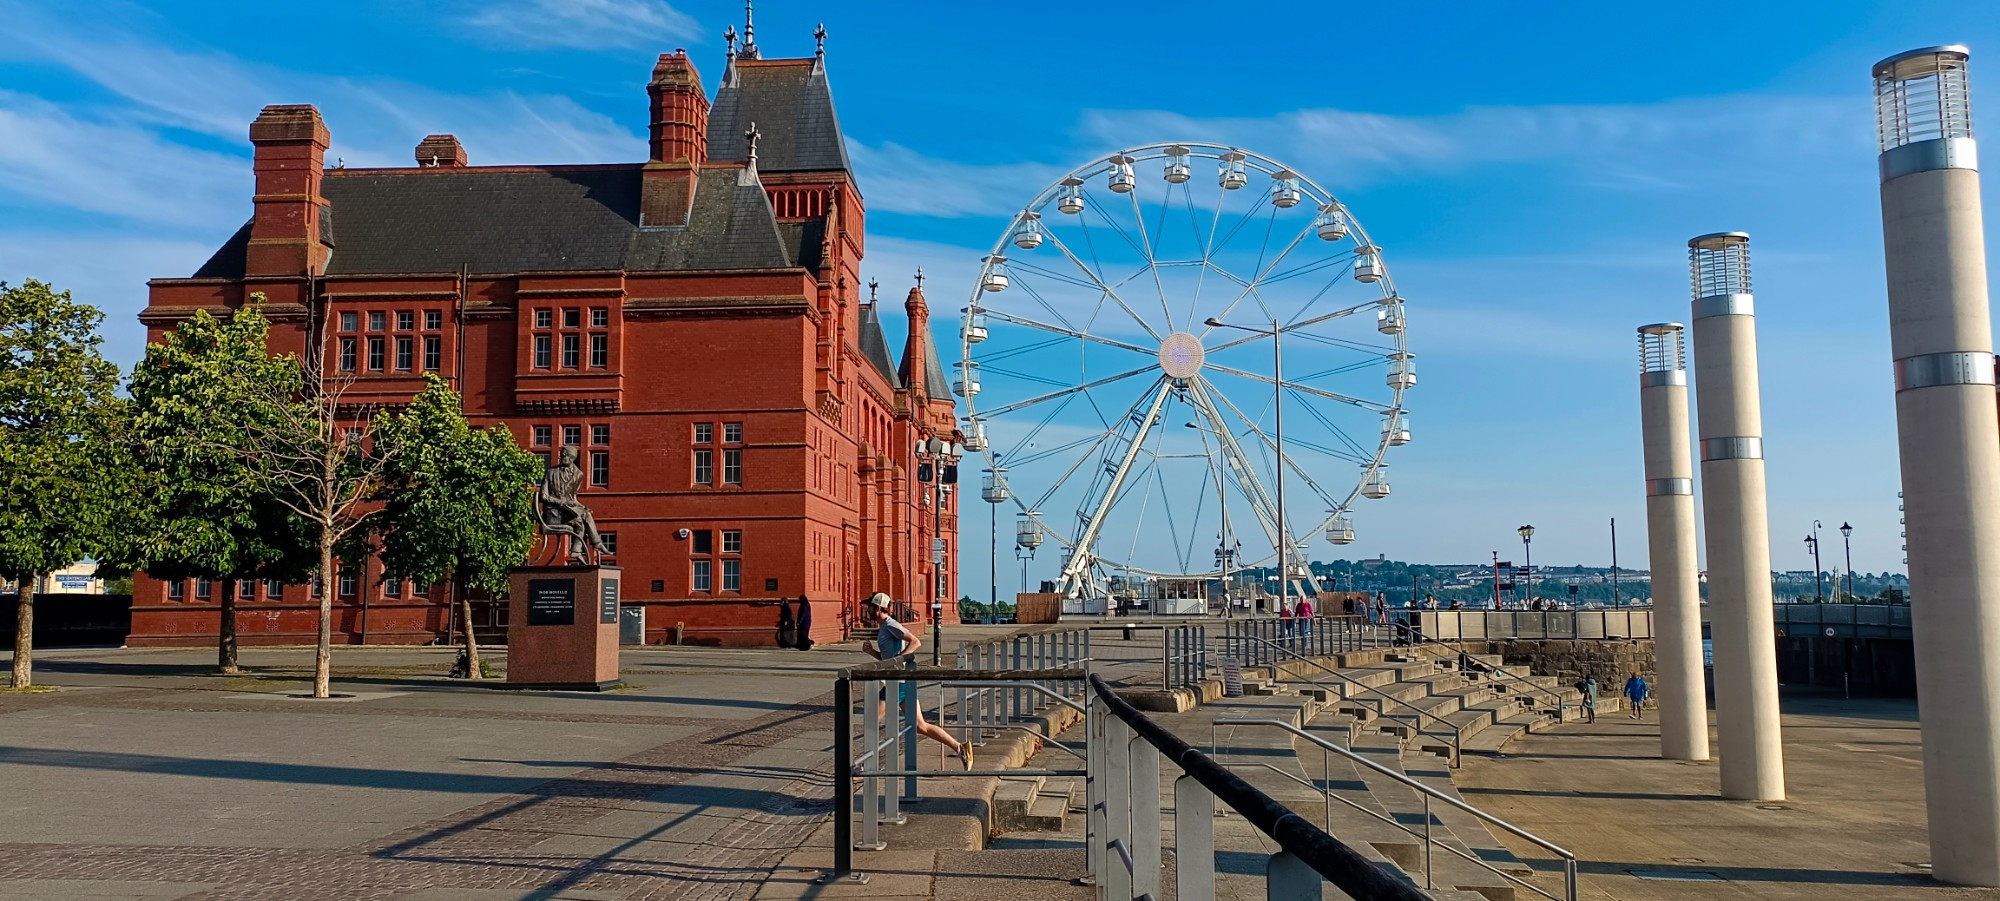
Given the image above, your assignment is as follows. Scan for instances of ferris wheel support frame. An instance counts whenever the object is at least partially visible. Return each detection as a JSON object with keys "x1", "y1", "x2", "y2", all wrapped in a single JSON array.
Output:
[
  {"x1": 1055, "y1": 378, "x2": 1173, "y2": 596},
  {"x1": 1187, "y1": 378, "x2": 1321, "y2": 599}
]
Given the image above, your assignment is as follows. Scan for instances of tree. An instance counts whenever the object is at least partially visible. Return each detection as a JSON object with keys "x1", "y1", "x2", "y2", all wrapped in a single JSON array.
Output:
[
  {"x1": 0, "y1": 280, "x2": 124, "y2": 688},
  {"x1": 237, "y1": 333, "x2": 403, "y2": 698},
  {"x1": 120, "y1": 302, "x2": 314, "y2": 674},
  {"x1": 370, "y1": 375, "x2": 540, "y2": 679}
]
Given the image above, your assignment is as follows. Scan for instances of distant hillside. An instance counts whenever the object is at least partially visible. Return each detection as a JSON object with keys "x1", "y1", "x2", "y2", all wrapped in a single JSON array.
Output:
[{"x1": 1228, "y1": 557, "x2": 1908, "y2": 605}]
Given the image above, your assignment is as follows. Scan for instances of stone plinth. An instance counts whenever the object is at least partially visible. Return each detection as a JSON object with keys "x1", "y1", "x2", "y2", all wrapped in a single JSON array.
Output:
[{"x1": 505, "y1": 565, "x2": 620, "y2": 690}]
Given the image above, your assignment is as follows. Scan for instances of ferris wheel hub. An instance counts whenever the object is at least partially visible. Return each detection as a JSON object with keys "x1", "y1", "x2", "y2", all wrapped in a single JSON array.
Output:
[{"x1": 1157, "y1": 332, "x2": 1206, "y2": 380}]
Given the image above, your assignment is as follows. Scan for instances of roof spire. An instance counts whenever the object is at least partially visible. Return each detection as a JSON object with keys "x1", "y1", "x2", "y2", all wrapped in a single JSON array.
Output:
[
  {"x1": 815, "y1": 23, "x2": 827, "y2": 59},
  {"x1": 724, "y1": 24, "x2": 737, "y2": 59},
  {"x1": 915, "y1": 267, "x2": 925, "y2": 291},
  {"x1": 868, "y1": 277, "x2": 879, "y2": 304},
  {"x1": 745, "y1": 122, "x2": 760, "y2": 168},
  {"x1": 740, "y1": 0, "x2": 760, "y2": 60}
]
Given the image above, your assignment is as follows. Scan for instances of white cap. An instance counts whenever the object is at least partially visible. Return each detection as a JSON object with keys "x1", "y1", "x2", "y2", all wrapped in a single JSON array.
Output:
[{"x1": 869, "y1": 592, "x2": 892, "y2": 609}]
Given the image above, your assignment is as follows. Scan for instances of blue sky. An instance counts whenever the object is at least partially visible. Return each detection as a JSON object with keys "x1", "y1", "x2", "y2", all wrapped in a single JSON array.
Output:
[{"x1": 2, "y1": 0, "x2": 1995, "y2": 594}]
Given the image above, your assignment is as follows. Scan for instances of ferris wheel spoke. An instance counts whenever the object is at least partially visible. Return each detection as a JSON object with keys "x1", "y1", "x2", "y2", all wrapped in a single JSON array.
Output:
[
  {"x1": 1291, "y1": 331, "x2": 1397, "y2": 356},
  {"x1": 1059, "y1": 379, "x2": 1171, "y2": 593},
  {"x1": 1118, "y1": 184, "x2": 1177, "y2": 335},
  {"x1": 1200, "y1": 218, "x2": 1322, "y2": 334},
  {"x1": 1187, "y1": 378, "x2": 1295, "y2": 577},
  {"x1": 1203, "y1": 362, "x2": 1389, "y2": 412},
  {"x1": 1294, "y1": 356, "x2": 1390, "y2": 382},
  {"x1": 1295, "y1": 391, "x2": 1379, "y2": 462},
  {"x1": 973, "y1": 335, "x2": 1070, "y2": 367},
  {"x1": 1025, "y1": 377, "x2": 1162, "y2": 512},
  {"x1": 983, "y1": 365, "x2": 1075, "y2": 390},
  {"x1": 1202, "y1": 377, "x2": 1351, "y2": 514},
  {"x1": 980, "y1": 310, "x2": 1155, "y2": 357},
  {"x1": 974, "y1": 364, "x2": 1156, "y2": 419},
  {"x1": 1038, "y1": 228, "x2": 1165, "y2": 342}
]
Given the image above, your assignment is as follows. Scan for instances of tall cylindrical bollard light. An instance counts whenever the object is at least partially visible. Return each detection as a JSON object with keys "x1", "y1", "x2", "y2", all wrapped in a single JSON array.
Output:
[
  {"x1": 1689, "y1": 232, "x2": 1785, "y2": 801},
  {"x1": 1638, "y1": 323, "x2": 1709, "y2": 761},
  {"x1": 1874, "y1": 45, "x2": 2000, "y2": 886}
]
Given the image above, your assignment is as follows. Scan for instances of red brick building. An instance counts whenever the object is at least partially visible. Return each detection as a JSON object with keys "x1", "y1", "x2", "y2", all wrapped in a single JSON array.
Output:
[{"x1": 130, "y1": 40, "x2": 962, "y2": 647}]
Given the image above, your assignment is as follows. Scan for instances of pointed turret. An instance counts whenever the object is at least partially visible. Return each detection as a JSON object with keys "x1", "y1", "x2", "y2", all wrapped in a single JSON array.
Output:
[{"x1": 898, "y1": 270, "x2": 950, "y2": 401}]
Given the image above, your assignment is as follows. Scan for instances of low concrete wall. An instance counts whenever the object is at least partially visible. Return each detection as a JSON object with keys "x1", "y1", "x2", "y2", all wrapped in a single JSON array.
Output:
[{"x1": 1465, "y1": 638, "x2": 1658, "y2": 683}]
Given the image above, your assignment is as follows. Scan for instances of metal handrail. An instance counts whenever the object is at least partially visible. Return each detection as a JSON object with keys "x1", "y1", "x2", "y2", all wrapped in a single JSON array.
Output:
[
  {"x1": 1229, "y1": 631, "x2": 1463, "y2": 767},
  {"x1": 1389, "y1": 623, "x2": 1571, "y2": 718},
  {"x1": 1218, "y1": 717, "x2": 1578, "y2": 901},
  {"x1": 1088, "y1": 675, "x2": 1429, "y2": 900}
]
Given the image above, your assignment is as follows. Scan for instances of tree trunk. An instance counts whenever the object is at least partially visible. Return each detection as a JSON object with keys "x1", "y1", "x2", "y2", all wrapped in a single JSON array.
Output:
[
  {"x1": 314, "y1": 536, "x2": 334, "y2": 698},
  {"x1": 10, "y1": 575, "x2": 35, "y2": 689},
  {"x1": 455, "y1": 576, "x2": 482, "y2": 679},
  {"x1": 218, "y1": 574, "x2": 241, "y2": 675}
]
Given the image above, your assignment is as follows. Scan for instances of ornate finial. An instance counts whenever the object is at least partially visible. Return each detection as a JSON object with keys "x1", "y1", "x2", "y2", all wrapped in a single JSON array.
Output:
[
  {"x1": 915, "y1": 267, "x2": 925, "y2": 291},
  {"x1": 815, "y1": 23, "x2": 827, "y2": 58},
  {"x1": 745, "y1": 122, "x2": 760, "y2": 166},
  {"x1": 869, "y1": 278, "x2": 879, "y2": 303},
  {"x1": 724, "y1": 25, "x2": 737, "y2": 59},
  {"x1": 740, "y1": 0, "x2": 760, "y2": 59}
]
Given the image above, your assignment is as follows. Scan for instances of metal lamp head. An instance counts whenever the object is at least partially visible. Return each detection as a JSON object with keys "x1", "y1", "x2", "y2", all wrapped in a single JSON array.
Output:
[
  {"x1": 1841, "y1": 522, "x2": 1853, "y2": 538},
  {"x1": 1518, "y1": 524, "x2": 1535, "y2": 540}
]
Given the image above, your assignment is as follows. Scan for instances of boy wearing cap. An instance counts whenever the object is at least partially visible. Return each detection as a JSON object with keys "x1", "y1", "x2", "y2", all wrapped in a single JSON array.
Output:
[{"x1": 861, "y1": 592, "x2": 973, "y2": 770}]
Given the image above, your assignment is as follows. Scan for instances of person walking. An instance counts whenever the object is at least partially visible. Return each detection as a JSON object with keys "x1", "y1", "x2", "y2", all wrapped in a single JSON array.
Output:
[
  {"x1": 1576, "y1": 673, "x2": 1599, "y2": 724},
  {"x1": 1296, "y1": 596, "x2": 1315, "y2": 647},
  {"x1": 861, "y1": 593, "x2": 973, "y2": 770},
  {"x1": 1278, "y1": 600, "x2": 1295, "y2": 641},
  {"x1": 1624, "y1": 671, "x2": 1649, "y2": 720}
]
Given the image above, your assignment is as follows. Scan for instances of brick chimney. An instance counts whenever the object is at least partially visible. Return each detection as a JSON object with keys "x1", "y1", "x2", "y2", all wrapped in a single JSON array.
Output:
[
  {"x1": 642, "y1": 51, "x2": 707, "y2": 227},
  {"x1": 415, "y1": 134, "x2": 467, "y2": 167},
  {"x1": 247, "y1": 104, "x2": 331, "y2": 277},
  {"x1": 648, "y1": 51, "x2": 708, "y2": 164}
]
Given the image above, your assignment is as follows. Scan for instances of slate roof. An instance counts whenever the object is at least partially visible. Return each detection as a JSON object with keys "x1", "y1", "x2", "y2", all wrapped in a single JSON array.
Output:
[
  {"x1": 857, "y1": 303, "x2": 900, "y2": 388},
  {"x1": 921, "y1": 328, "x2": 951, "y2": 399},
  {"x1": 190, "y1": 166, "x2": 796, "y2": 278},
  {"x1": 707, "y1": 59, "x2": 851, "y2": 174}
]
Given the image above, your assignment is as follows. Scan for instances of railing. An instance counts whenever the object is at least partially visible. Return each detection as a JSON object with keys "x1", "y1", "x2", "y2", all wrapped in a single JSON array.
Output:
[
  {"x1": 1223, "y1": 615, "x2": 1369, "y2": 666},
  {"x1": 952, "y1": 625, "x2": 1094, "y2": 748},
  {"x1": 1216, "y1": 717, "x2": 1579, "y2": 901},
  {"x1": 1407, "y1": 608, "x2": 1655, "y2": 641},
  {"x1": 1772, "y1": 602, "x2": 1914, "y2": 640},
  {"x1": 1230, "y1": 630, "x2": 1463, "y2": 767},
  {"x1": 1088, "y1": 675, "x2": 1429, "y2": 900},
  {"x1": 1388, "y1": 621, "x2": 1572, "y2": 721}
]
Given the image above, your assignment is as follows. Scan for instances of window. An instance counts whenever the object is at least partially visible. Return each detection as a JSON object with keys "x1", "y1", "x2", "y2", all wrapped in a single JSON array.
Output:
[
  {"x1": 535, "y1": 309, "x2": 552, "y2": 329},
  {"x1": 367, "y1": 337, "x2": 385, "y2": 371},
  {"x1": 562, "y1": 334, "x2": 579, "y2": 368},
  {"x1": 339, "y1": 338, "x2": 357, "y2": 372},
  {"x1": 425, "y1": 310, "x2": 443, "y2": 331},
  {"x1": 938, "y1": 572, "x2": 950, "y2": 596},
  {"x1": 693, "y1": 530, "x2": 713, "y2": 554},
  {"x1": 384, "y1": 578, "x2": 402, "y2": 598},
  {"x1": 601, "y1": 532, "x2": 617, "y2": 555},
  {"x1": 692, "y1": 559, "x2": 712, "y2": 592},
  {"x1": 591, "y1": 308, "x2": 609, "y2": 328},
  {"x1": 533, "y1": 425, "x2": 552, "y2": 447},
  {"x1": 534, "y1": 335, "x2": 552, "y2": 369},
  {"x1": 765, "y1": 578, "x2": 780, "y2": 592},
  {"x1": 237, "y1": 579, "x2": 255, "y2": 599},
  {"x1": 195, "y1": 578, "x2": 212, "y2": 600},
  {"x1": 312, "y1": 579, "x2": 322, "y2": 599},
  {"x1": 167, "y1": 580, "x2": 185, "y2": 600},
  {"x1": 723, "y1": 448, "x2": 743, "y2": 485},
  {"x1": 694, "y1": 422, "x2": 713, "y2": 444},
  {"x1": 722, "y1": 559, "x2": 742, "y2": 592},
  {"x1": 563, "y1": 308, "x2": 580, "y2": 328},
  {"x1": 563, "y1": 425, "x2": 582, "y2": 447},
  {"x1": 395, "y1": 337, "x2": 414, "y2": 370},
  {"x1": 651, "y1": 579, "x2": 665, "y2": 593},
  {"x1": 724, "y1": 422, "x2": 743, "y2": 443},
  {"x1": 590, "y1": 333, "x2": 608, "y2": 368},
  {"x1": 591, "y1": 424, "x2": 610, "y2": 445},
  {"x1": 265, "y1": 579, "x2": 283, "y2": 599},
  {"x1": 423, "y1": 336, "x2": 441, "y2": 371},
  {"x1": 397, "y1": 311, "x2": 415, "y2": 331},
  {"x1": 413, "y1": 581, "x2": 430, "y2": 597},
  {"x1": 340, "y1": 312, "x2": 357, "y2": 332},
  {"x1": 722, "y1": 530, "x2": 742, "y2": 553},
  {"x1": 338, "y1": 568, "x2": 358, "y2": 597},
  {"x1": 590, "y1": 451, "x2": 609, "y2": 487},
  {"x1": 694, "y1": 448, "x2": 713, "y2": 485},
  {"x1": 369, "y1": 311, "x2": 386, "y2": 331}
]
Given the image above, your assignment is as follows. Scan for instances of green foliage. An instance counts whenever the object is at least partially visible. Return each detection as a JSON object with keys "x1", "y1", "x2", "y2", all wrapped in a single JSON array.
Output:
[
  {"x1": 371, "y1": 374, "x2": 540, "y2": 597},
  {"x1": 0, "y1": 280, "x2": 125, "y2": 580},
  {"x1": 116, "y1": 301, "x2": 315, "y2": 583}
]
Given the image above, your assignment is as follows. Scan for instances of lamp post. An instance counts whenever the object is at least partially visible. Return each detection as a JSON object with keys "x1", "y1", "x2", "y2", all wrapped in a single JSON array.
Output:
[
  {"x1": 1205, "y1": 316, "x2": 1289, "y2": 619},
  {"x1": 1517, "y1": 524, "x2": 1535, "y2": 604},
  {"x1": 1839, "y1": 522, "x2": 1854, "y2": 602},
  {"x1": 1806, "y1": 520, "x2": 1823, "y2": 602},
  {"x1": 1186, "y1": 421, "x2": 1236, "y2": 618},
  {"x1": 917, "y1": 435, "x2": 963, "y2": 664}
]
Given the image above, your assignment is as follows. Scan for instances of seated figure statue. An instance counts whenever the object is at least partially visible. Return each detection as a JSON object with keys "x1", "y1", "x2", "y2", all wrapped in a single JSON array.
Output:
[{"x1": 538, "y1": 445, "x2": 610, "y2": 565}]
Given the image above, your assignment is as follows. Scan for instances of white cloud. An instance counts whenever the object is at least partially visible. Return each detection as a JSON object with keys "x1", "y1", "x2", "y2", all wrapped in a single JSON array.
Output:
[
  {"x1": 463, "y1": 0, "x2": 700, "y2": 50},
  {"x1": 848, "y1": 141, "x2": 1068, "y2": 218},
  {"x1": 0, "y1": 91, "x2": 248, "y2": 228}
]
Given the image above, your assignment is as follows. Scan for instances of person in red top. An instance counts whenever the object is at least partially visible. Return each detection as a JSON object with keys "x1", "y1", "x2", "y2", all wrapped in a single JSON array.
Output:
[{"x1": 1296, "y1": 597, "x2": 1315, "y2": 644}]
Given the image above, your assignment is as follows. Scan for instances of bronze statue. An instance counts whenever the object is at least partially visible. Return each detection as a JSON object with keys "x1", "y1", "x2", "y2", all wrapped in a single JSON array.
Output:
[{"x1": 537, "y1": 445, "x2": 609, "y2": 565}]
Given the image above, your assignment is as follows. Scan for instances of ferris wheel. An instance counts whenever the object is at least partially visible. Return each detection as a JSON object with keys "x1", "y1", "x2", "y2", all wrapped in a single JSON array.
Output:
[{"x1": 957, "y1": 143, "x2": 1413, "y2": 606}]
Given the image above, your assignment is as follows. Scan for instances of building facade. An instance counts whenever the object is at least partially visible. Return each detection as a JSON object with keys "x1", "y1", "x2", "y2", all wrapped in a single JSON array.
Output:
[{"x1": 130, "y1": 38, "x2": 962, "y2": 647}]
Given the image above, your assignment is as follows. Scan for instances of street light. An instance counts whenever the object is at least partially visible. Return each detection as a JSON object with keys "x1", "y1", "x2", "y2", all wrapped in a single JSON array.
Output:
[
  {"x1": 1839, "y1": 521, "x2": 1854, "y2": 601},
  {"x1": 1204, "y1": 316, "x2": 1291, "y2": 618},
  {"x1": 917, "y1": 435, "x2": 964, "y2": 663},
  {"x1": 1517, "y1": 524, "x2": 1535, "y2": 604},
  {"x1": 1185, "y1": 421, "x2": 1237, "y2": 618},
  {"x1": 1805, "y1": 519, "x2": 1823, "y2": 602}
]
